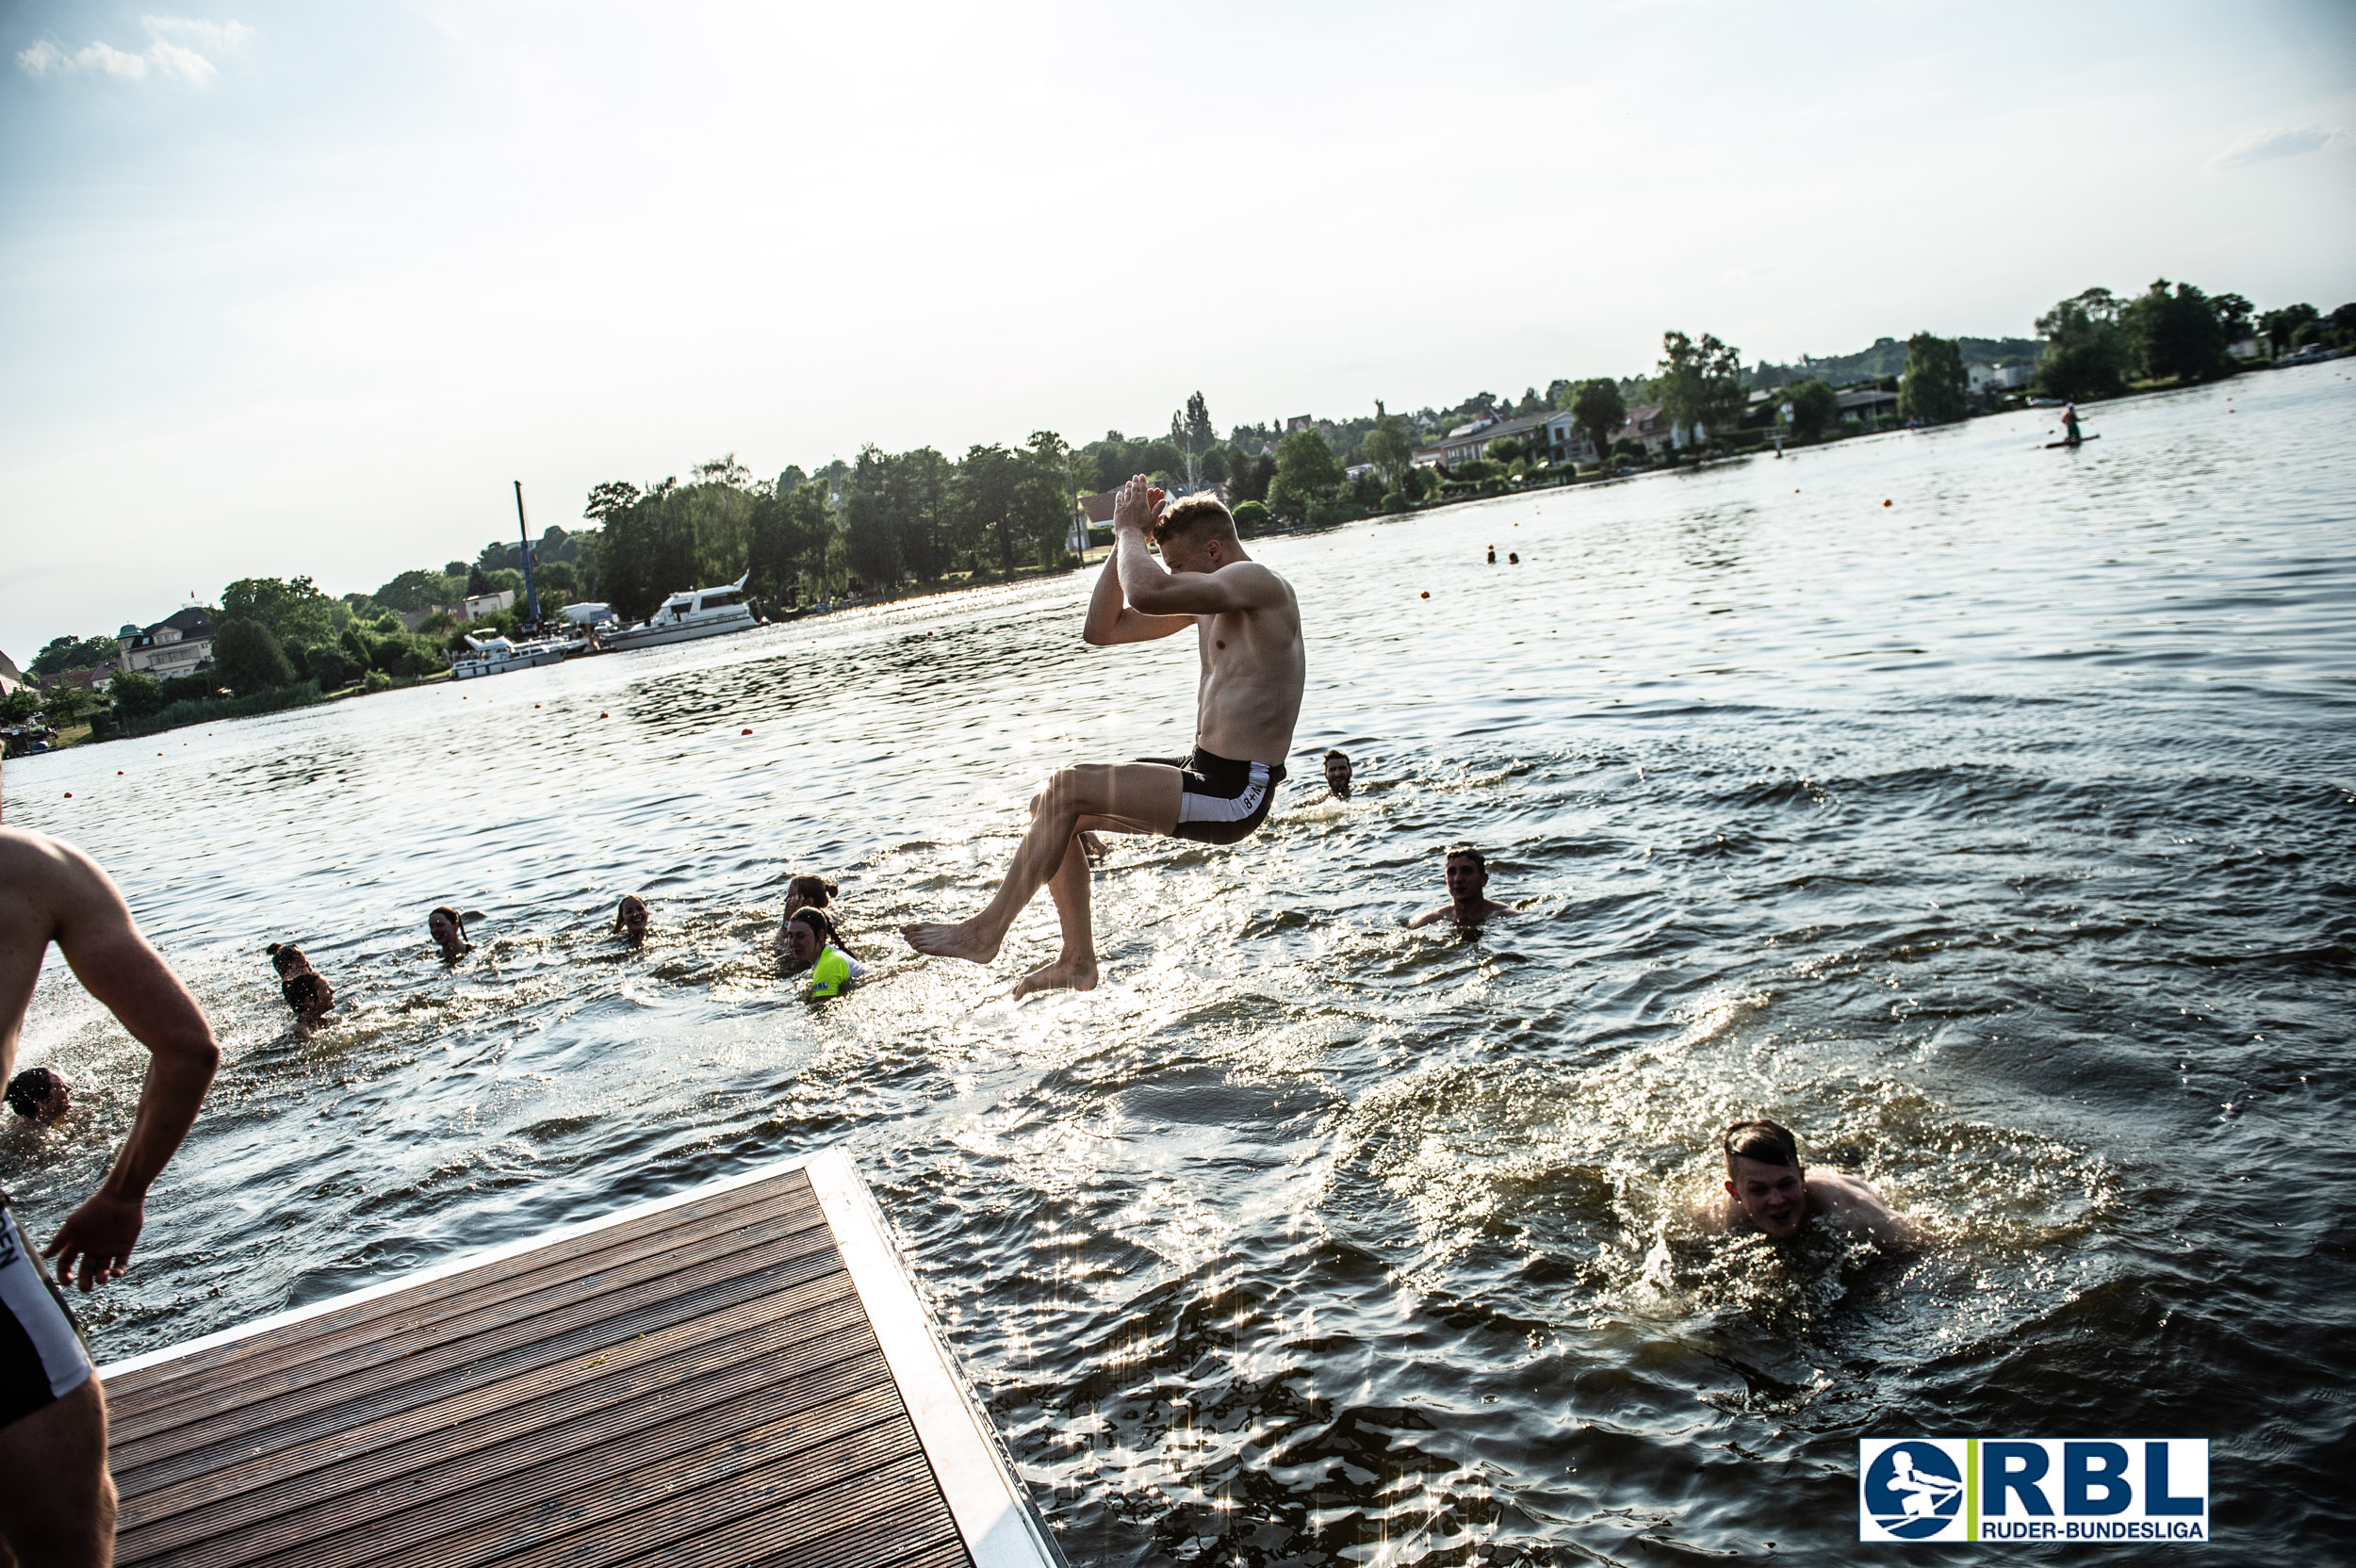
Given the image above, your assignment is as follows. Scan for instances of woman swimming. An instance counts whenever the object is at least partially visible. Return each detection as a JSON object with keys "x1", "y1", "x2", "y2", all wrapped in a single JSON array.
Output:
[
  {"x1": 781, "y1": 906, "x2": 864, "y2": 997},
  {"x1": 428, "y1": 906, "x2": 472, "y2": 961},
  {"x1": 268, "y1": 943, "x2": 335, "y2": 1025},
  {"x1": 613, "y1": 894, "x2": 649, "y2": 941}
]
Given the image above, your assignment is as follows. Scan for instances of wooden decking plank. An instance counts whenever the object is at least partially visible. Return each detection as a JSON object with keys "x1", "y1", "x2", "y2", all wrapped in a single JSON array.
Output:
[
  {"x1": 113, "y1": 1255, "x2": 854, "y2": 1502},
  {"x1": 111, "y1": 1195, "x2": 831, "y2": 1444},
  {"x1": 152, "y1": 1381, "x2": 912, "y2": 1568},
  {"x1": 104, "y1": 1170, "x2": 815, "y2": 1400},
  {"x1": 110, "y1": 1222, "x2": 842, "y2": 1479},
  {"x1": 867, "y1": 1540, "x2": 976, "y2": 1568},
  {"x1": 339, "y1": 1418, "x2": 928, "y2": 1568},
  {"x1": 116, "y1": 1317, "x2": 890, "y2": 1562},
  {"x1": 107, "y1": 1179, "x2": 823, "y2": 1424},
  {"x1": 628, "y1": 1464, "x2": 960, "y2": 1568}
]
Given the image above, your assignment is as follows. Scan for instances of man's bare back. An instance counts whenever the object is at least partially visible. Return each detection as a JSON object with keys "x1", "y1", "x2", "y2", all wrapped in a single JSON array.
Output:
[
  {"x1": 902, "y1": 477, "x2": 1306, "y2": 995},
  {"x1": 0, "y1": 816, "x2": 218, "y2": 1567}
]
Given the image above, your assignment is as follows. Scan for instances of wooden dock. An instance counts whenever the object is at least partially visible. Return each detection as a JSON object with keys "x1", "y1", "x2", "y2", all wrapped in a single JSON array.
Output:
[{"x1": 95, "y1": 1149, "x2": 1062, "y2": 1568}]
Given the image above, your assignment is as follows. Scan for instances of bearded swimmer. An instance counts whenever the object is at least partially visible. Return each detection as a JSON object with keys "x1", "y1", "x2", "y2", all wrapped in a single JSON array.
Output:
[{"x1": 903, "y1": 475, "x2": 1306, "y2": 996}]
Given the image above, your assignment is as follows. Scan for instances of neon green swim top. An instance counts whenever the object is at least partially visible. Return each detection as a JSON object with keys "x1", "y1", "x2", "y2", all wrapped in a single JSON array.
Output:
[{"x1": 807, "y1": 946, "x2": 866, "y2": 998}]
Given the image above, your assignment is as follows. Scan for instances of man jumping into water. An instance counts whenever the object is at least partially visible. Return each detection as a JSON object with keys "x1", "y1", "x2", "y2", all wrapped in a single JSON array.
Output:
[
  {"x1": 0, "y1": 765, "x2": 220, "y2": 1566},
  {"x1": 903, "y1": 475, "x2": 1306, "y2": 995}
]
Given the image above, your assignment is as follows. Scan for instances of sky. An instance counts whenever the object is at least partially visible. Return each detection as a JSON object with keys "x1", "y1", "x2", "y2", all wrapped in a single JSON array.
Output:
[{"x1": 3, "y1": 0, "x2": 2352, "y2": 657}]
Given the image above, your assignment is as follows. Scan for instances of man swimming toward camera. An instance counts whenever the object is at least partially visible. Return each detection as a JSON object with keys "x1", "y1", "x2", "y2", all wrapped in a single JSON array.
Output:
[
  {"x1": 1699, "y1": 1118, "x2": 1914, "y2": 1248},
  {"x1": 904, "y1": 476, "x2": 1306, "y2": 996}
]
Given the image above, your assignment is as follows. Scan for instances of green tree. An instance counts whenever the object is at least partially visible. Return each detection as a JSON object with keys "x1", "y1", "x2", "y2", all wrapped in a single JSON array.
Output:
[
  {"x1": 2209, "y1": 292, "x2": 2255, "y2": 344},
  {"x1": 2034, "y1": 287, "x2": 2131, "y2": 400},
  {"x1": 1362, "y1": 401, "x2": 1415, "y2": 487},
  {"x1": 1656, "y1": 330, "x2": 1744, "y2": 443},
  {"x1": 1231, "y1": 500, "x2": 1270, "y2": 533},
  {"x1": 41, "y1": 682, "x2": 94, "y2": 729},
  {"x1": 1, "y1": 688, "x2": 43, "y2": 724},
  {"x1": 2123, "y1": 278, "x2": 2233, "y2": 384},
  {"x1": 372, "y1": 569, "x2": 462, "y2": 613},
  {"x1": 1784, "y1": 379, "x2": 1840, "y2": 439},
  {"x1": 2258, "y1": 303, "x2": 2319, "y2": 356},
  {"x1": 1570, "y1": 379, "x2": 1627, "y2": 466},
  {"x1": 29, "y1": 635, "x2": 120, "y2": 677},
  {"x1": 212, "y1": 618, "x2": 296, "y2": 695},
  {"x1": 956, "y1": 442, "x2": 1030, "y2": 577},
  {"x1": 1268, "y1": 427, "x2": 1341, "y2": 517},
  {"x1": 1171, "y1": 392, "x2": 1216, "y2": 488},
  {"x1": 221, "y1": 576, "x2": 336, "y2": 650},
  {"x1": 1023, "y1": 431, "x2": 1075, "y2": 566},
  {"x1": 110, "y1": 669, "x2": 164, "y2": 716},
  {"x1": 1897, "y1": 333, "x2": 1969, "y2": 424}
]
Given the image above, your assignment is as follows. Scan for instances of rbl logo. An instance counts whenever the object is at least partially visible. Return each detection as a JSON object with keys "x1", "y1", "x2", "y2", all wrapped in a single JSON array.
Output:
[{"x1": 1858, "y1": 1438, "x2": 2208, "y2": 1543}]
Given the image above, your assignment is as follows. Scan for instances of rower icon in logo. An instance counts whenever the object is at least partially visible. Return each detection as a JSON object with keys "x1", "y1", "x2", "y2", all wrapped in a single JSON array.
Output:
[{"x1": 1864, "y1": 1442, "x2": 1964, "y2": 1539}]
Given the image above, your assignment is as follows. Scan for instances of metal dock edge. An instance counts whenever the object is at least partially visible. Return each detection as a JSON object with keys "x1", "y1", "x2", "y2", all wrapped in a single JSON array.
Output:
[{"x1": 94, "y1": 1146, "x2": 1064, "y2": 1568}]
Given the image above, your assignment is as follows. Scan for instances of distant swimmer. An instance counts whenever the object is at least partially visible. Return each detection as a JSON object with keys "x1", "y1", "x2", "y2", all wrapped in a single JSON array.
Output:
[
  {"x1": 1700, "y1": 1119, "x2": 1914, "y2": 1248},
  {"x1": 2060, "y1": 401, "x2": 2082, "y2": 446},
  {"x1": 428, "y1": 905, "x2": 472, "y2": 962},
  {"x1": 6, "y1": 1066, "x2": 70, "y2": 1124},
  {"x1": 267, "y1": 943, "x2": 335, "y2": 1025},
  {"x1": 782, "y1": 907, "x2": 864, "y2": 997},
  {"x1": 1306, "y1": 748, "x2": 1354, "y2": 804},
  {"x1": 1487, "y1": 546, "x2": 1497, "y2": 564},
  {"x1": 0, "y1": 801, "x2": 219, "y2": 1566},
  {"x1": 1407, "y1": 844, "x2": 1516, "y2": 928},
  {"x1": 613, "y1": 894, "x2": 649, "y2": 942},
  {"x1": 903, "y1": 477, "x2": 1306, "y2": 997}
]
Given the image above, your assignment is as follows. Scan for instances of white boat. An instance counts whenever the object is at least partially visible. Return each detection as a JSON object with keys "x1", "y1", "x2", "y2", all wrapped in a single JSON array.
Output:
[
  {"x1": 597, "y1": 574, "x2": 758, "y2": 650},
  {"x1": 451, "y1": 632, "x2": 571, "y2": 680}
]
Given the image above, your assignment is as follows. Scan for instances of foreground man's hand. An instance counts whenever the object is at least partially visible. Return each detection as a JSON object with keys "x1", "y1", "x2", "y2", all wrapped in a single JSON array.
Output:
[{"x1": 45, "y1": 1189, "x2": 144, "y2": 1292}]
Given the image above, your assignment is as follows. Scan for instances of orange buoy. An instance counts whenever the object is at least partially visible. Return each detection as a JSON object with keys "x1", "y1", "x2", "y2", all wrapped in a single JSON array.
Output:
[
  {"x1": 741, "y1": 727, "x2": 752, "y2": 735},
  {"x1": 118, "y1": 770, "x2": 123, "y2": 776},
  {"x1": 1883, "y1": 498, "x2": 1892, "y2": 507},
  {"x1": 1419, "y1": 591, "x2": 1431, "y2": 599},
  {"x1": 599, "y1": 711, "x2": 609, "y2": 719},
  {"x1": 63, "y1": 792, "x2": 71, "y2": 798}
]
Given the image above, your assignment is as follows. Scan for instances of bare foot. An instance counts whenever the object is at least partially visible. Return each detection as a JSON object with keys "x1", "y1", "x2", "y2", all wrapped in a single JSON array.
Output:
[
  {"x1": 1011, "y1": 954, "x2": 1099, "y2": 999},
  {"x1": 901, "y1": 920, "x2": 1001, "y2": 963},
  {"x1": 1080, "y1": 831, "x2": 1108, "y2": 865}
]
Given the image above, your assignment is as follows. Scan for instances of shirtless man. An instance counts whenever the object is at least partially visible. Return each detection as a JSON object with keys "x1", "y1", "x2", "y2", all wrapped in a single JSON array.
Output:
[
  {"x1": 1699, "y1": 1118, "x2": 1913, "y2": 1248},
  {"x1": 0, "y1": 772, "x2": 220, "y2": 1567},
  {"x1": 1407, "y1": 844, "x2": 1515, "y2": 928},
  {"x1": 904, "y1": 475, "x2": 1305, "y2": 995}
]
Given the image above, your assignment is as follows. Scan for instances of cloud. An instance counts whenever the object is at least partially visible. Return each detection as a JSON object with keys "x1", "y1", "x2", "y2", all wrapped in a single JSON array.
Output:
[
  {"x1": 2208, "y1": 126, "x2": 2340, "y2": 169},
  {"x1": 14, "y1": 17, "x2": 247, "y2": 83}
]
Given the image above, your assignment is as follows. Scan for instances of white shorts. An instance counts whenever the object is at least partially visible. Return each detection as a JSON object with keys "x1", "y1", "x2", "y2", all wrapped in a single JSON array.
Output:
[{"x1": 0, "y1": 1200, "x2": 93, "y2": 1428}]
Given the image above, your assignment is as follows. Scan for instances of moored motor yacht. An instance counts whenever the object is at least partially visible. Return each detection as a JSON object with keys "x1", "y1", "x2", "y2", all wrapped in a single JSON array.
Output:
[
  {"x1": 597, "y1": 573, "x2": 758, "y2": 650},
  {"x1": 451, "y1": 632, "x2": 571, "y2": 680}
]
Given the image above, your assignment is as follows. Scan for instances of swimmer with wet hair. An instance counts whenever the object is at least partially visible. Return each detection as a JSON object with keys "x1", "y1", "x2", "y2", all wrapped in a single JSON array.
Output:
[
  {"x1": 782, "y1": 874, "x2": 838, "y2": 916},
  {"x1": 1307, "y1": 748, "x2": 1354, "y2": 804},
  {"x1": 6, "y1": 1066, "x2": 70, "y2": 1123},
  {"x1": 1407, "y1": 843, "x2": 1516, "y2": 927},
  {"x1": 428, "y1": 906, "x2": 471, "y2": 962},
  {"x1": 781, "y1": 906, "x2": 865, "y2": 997},
  {"x1": 1702, "y1": 1118, "x2": 1913, "y2": 1247},
  {"x1": 613, "y1": 894, "x2": 649, "y2": 941},
  {"x1": 267, "y1": 943, "x2": 335, "y2": 1026}
]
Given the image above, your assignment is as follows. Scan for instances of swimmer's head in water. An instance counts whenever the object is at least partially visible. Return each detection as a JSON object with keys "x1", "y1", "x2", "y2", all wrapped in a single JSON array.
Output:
[
  {"x1": 1153, "y1": 495, "x2": 1240, "y2": 574},
  {"x1": 6, "y1": 1067, "x2": 69, "y2": 1121},
  {"x1": 1722, "y1": 1119, "x2": 1808, "y2": 1238},
  {"x1": 1323, "y1": 749, "x2": 1353, "y2": 796},
  {"x1": 782, "y1": 874, "x2": 838, "y2": 916},
  {"x1": 1443, "y1": 844, "x2": 1488, "y2": 903},
  {"x1": 782, "y1": 906, "x2": 831, "y2": 967},
  {"x1": 428, "y1": 906, "x2": 469, "y2": 955},
  {"x1": 267, "y1": 941, "x2": 308, "y2": 977},
  {"x1": 614, "y1": 894, "x2": 648, "y2": 937}
]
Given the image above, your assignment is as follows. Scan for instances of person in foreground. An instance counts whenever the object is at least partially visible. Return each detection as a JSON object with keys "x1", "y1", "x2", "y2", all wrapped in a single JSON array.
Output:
[
  {"x1": 1700, "y1": 1118, "x2": 1914, "y2": 1248},
  {"x1": 0, "y1": 806, "x2": 219, "y2": 1566},
  {"x1": 902, "y1": 478, "x2": 1305, "y2": 996},
  {"x1": 1408, "y1": 844, "x2": 1515, "y2": 927},
  {"x1": 782, "y1": 907, "x2": 864, "y2": 998}
]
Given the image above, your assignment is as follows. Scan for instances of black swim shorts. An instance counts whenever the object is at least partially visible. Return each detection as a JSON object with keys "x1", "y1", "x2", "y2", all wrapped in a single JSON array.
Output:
[
  {"x1": 1137, "y1": 746, "x2": 1288, "y2": 846},
  {"x1": 0, "y1": 1193, "x2": 93, "y2": 1429}
]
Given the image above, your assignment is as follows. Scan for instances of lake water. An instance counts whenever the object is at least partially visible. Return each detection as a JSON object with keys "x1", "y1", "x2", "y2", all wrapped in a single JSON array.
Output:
[{"x1": 8, "y1": 363, "x2": 2353, "y2": 1564}]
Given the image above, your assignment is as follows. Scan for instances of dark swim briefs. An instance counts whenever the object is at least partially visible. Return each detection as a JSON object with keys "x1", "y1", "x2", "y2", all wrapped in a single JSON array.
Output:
[
  {"x1": 1137, "y1": 746, "x2": 1288, "y2": 846},
  {"x1": 0, "y1": 1192, "x2": 94, "y2": 1429}
]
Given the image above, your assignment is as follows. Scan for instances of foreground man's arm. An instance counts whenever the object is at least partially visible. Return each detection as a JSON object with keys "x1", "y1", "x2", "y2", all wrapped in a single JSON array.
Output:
[{"x1": 39, "y1": 840, "x2": 219, "y2": 1291}]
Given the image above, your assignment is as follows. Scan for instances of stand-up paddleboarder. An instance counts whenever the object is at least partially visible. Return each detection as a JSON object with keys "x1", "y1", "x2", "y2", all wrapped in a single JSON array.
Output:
[
  {"x1": 0, "y1": 762, "x2": 219, "y2": 1567},
  {"x1": 903, "y1": 475, "x2": 1305, "y2": 995},
  {"x1": 2060, "y1": 402, "x2": 2082, "y2": 446}
]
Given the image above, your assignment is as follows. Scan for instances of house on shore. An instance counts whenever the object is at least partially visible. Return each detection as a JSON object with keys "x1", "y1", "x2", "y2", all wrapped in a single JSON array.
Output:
[
  {"x1": 117, "y1": 608, "x2": 216, "y2": 681},
  {"x1": 1837, "y1": 386, "x2": 1901, "y2": 425},
  {"x1": 0, "y1": 648, "x2": 27, "y2": 698},
  {"x1": 1538, "y1": 410, "x2": 1601, "y2": 466},
  {"x1": 1413, "y1": 411, "x2": 1555, "y2": 468}
]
